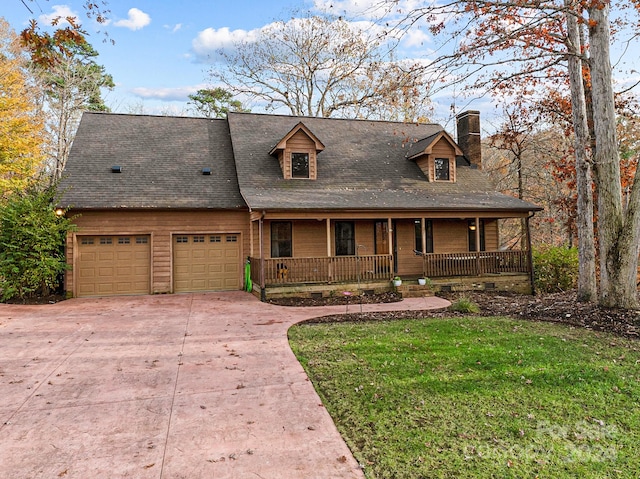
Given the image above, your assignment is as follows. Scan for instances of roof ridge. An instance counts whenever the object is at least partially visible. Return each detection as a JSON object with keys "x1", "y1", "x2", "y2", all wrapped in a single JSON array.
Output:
[
  {"x1": 82, "y1": 111, "x2": 220, "y2": 121},
  {"x1": 227, "y1": 111, "x2": 442, "y2": 128}
]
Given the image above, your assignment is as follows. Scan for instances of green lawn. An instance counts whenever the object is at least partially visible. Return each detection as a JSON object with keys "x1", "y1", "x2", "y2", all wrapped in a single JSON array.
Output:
[{"x1": 288, "y1": 316, "x2": 640, "y2": 478}]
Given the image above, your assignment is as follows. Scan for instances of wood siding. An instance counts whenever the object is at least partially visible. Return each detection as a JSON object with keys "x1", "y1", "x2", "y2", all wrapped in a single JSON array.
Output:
[
  {"x1": 415, "y1": 138, "x2": 456, "y2": 182},
  {"x1": 265, "y1": 220, "x2": 378, "y2": 258},
  {"x1": 259, "y1": 218, "x2": 501, "y2": 279},
  {"x1": 485, "y1": 220, "x2": 499, "y2": 250},
  {"x1": 433, "y1": 220, "x2": 468, "y2": 252},
  {"x1": 293, "y1": 220, "x2": 326, "y2": 257},
  {"x1": 66, "y1": 210, "x2": 250, "y2": 296},
  {"x1": 431, "y1": 219, "x2": 498, "y2": 253},
  {"x1": 283, "y1": 130, "x2": 317, "y2": 180},
  {"x1": 353, "y1": 220, "x2": 375, "y2": 256}
]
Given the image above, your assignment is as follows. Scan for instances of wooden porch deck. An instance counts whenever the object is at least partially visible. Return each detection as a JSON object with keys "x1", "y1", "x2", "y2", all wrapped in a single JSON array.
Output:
[{"x1": 250, "y1": 251, "x2": 530, "y2": 286}]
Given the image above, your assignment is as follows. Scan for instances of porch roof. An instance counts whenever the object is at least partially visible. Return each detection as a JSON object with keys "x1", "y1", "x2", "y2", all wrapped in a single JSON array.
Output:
[
  {"x1": 241, "y1": 188, "x2": 539, "y2": 213},
  {"x1": 228, "y1": 113, "x2": 541, "y2": 213}
]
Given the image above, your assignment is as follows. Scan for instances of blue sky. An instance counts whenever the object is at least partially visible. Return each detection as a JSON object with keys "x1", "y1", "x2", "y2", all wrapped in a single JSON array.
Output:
[
  {"x1": 6, "y1": 0, "x2": 478, "y2": 126},
  {"x1": 5, "y1": 0, "x2": 313, "y2": 114},
  {"x1": 4, "y1": 0, "x2": 640, "y2": 128}
]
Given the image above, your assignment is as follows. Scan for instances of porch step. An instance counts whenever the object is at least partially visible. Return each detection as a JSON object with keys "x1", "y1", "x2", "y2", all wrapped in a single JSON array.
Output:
[{"x1": 396, "y1": 283, "x2": 434, "y2": 298}]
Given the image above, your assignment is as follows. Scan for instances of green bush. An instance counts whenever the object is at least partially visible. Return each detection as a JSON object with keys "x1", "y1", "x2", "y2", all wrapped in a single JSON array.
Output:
[
  {"x1": 0, "y1": 186, "x2": 75, "y2": 301},
  {"x1": 532, "y1": 245, "x2": 578, "y2": 293},
  {"x1": 449, "y1": 296, "x2": 480, "y2": 313}
]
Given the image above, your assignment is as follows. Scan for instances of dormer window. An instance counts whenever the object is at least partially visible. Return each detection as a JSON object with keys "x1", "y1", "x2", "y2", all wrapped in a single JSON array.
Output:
[
  {"x1": 291, "y1": 153, "x2": 310, "y2": 178},
  {"x1": 270, "y1": 122, "x2": 325, "y2": 180},
  {"x1": 434, "y1": 158, "x2": 450, "y2": 181},
  {"x1": 406, "y1": 130, "x2": 462, "y2": 183}
]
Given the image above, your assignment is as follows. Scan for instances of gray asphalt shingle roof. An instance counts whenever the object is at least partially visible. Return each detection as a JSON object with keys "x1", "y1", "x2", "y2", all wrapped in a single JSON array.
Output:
[
  {"x1": 227, "y1": 112, "x2": 541, "y2": 212},
  {"x1": 61, "y1": 111, "x2": 541, "y2": 214},
  {"x1": 60, "y1": 112, "x2": 245, "y2": 209}
]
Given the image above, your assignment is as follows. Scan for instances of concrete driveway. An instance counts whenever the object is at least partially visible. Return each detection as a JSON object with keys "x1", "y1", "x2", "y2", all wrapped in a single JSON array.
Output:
[{"x1": 0, "y1": 292, "x2": 449, "y2": 478}]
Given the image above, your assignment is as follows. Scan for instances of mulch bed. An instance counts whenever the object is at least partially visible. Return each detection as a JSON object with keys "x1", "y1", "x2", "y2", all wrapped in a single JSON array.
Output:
[
  {"x1": 3, "y1": 293, "x2": 66, "y2": 305},
  {"x1": 268, "y1": 291, "x2": 402, "y2": 307},
  {"x1": 284, "y1": 290, "x2": 640, "y2": 340}
]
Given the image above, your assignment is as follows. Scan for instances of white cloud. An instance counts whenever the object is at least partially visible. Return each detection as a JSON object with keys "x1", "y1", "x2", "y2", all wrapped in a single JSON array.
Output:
[
  {"x1": 130, "y1": 84, "x2": 205, "y2": 101},
  {"x1": 39, "y1": 5, "x2": 78, "y2": 27},
  {"x1": 113, "y1": 8, "x2": 151, "y2": 31},
  {"x1": 191, "y1": 26, "x2": 262, "y2": 62},
  {"x1": 402, "y1": 28, "x2": 432, "y2": 48},
  {"x1": 165, "y1": 23, "x2": 182, "y2": 33}
]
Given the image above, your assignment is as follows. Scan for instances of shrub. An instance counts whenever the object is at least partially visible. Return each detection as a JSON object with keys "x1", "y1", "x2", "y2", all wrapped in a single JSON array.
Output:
[
  {"x1": 532, "y1": 245, "x2": 578, "y2": 294},
  {"x1": 449, "y1": 296, "x2": 480, "y2": 313},
  {"x1": 0, "y1": 186, "x2": 75, "y2": 301}
]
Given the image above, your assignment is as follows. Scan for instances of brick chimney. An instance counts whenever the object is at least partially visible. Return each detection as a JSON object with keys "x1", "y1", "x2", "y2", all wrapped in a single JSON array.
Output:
[{"x1": 456, "y1": 110, "x2": 482, "y2": 169}]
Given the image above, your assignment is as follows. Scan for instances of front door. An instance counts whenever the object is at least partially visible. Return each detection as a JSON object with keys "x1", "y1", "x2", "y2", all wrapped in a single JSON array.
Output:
[
  {"x1": 374, "y1": 220, "x2": 397, "y2": 274},
  {"x1": 374, "y1": 220, "x2": 389, "y2": 254}
]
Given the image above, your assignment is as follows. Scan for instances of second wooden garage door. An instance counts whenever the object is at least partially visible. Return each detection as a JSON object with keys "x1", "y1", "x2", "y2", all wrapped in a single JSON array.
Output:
[{"x1": 173, "y1": 234, "x2": 240, "y2": 292}]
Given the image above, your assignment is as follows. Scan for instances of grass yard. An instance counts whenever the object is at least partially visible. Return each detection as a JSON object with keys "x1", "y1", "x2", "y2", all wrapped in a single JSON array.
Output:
[{"x1": 288, "y1": 316, "x2": 640, "y2": 478}]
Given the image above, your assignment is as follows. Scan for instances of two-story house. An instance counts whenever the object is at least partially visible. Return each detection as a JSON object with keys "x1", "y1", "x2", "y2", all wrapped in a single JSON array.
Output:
[{"x1": 60, "y1": 110, "x2": 541, "y2": 299}]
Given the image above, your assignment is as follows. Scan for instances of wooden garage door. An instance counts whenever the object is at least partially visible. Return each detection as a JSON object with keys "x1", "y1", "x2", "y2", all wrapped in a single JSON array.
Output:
[
  {"x1": 76, "y1": 236, "x2": 150, "y2": 297},
  {"x1": 173, "y1": 234, "x2": 240, "y2": 292}
]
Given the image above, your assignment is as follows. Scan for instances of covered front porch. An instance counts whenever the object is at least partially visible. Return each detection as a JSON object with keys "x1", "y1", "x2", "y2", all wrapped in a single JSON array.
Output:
[{"x1": 247, "y1": 211, "x2": 535, "y2": 300}]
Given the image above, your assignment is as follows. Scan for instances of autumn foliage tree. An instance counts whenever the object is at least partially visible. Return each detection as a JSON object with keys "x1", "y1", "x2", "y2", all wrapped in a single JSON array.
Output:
[
  {"x1": 20, "y1": 19, "x2": 114, "y2": 184},
  {"x1": 484, "y1": 106, "x2": 573, "y2": 248},
  {"x1": 0, "y1": 18, "x2": 45, "y2": 198},
  {"x1": 381, "y1": 0, "x2": 640, "y2": 307},
  {"x1": 18, "y1": 1, "x2": 110, "y2": 66}
]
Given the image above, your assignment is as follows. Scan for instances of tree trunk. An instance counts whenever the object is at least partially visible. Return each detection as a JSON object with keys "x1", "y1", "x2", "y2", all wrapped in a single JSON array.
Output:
[
  {"x1": 565, "y1": 0, "x2": 597, "y2": 302},
  {"x1": 588, "y1": 2, "x2": 640, "y2": 309}
]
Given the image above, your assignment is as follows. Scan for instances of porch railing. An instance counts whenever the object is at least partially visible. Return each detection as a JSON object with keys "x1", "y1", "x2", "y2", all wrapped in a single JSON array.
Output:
[
  {"x1": 249, "y1": 250, "x2": 530, "y2": 286},
  {"x1": 422, "y1": 251, "x2": 529, "y2": 277},
  {"x1": 249, "y1": 255, "x2": 393, "y2": 285}
]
